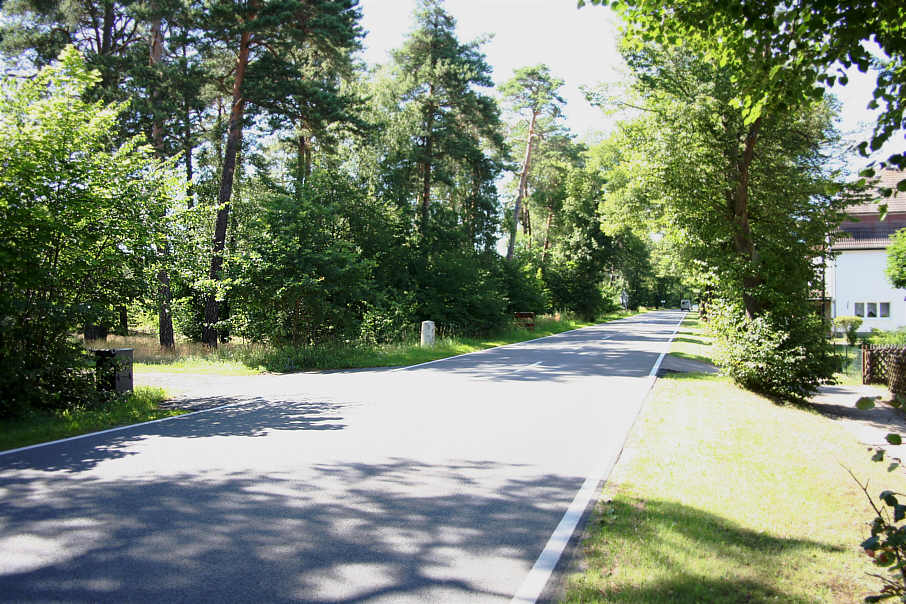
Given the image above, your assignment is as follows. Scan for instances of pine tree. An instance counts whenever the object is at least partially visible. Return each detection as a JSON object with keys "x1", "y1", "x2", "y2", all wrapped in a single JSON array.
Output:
[
  {"x1": 196, "y1": 0, "x2": 362, "y2": 346},
  {"x1": 500, "y1": 64, "x2": 565, "y2": 261},
  {"x1": 389, "y1": 0, "x2": 506, "y2": 238}
]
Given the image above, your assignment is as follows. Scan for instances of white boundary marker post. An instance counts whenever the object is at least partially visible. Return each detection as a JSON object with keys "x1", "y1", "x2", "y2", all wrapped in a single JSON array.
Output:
[{"x1": 510, "y1": 311, "x2": 686, "y2": 603}]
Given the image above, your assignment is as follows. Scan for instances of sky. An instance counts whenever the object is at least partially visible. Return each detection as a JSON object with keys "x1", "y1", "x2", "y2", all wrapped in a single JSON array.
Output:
[
  {"x1": 358, "y1": 0, "x2": 625, "y2": 141},
  {"x1": 357, "y1": 0, "x2": 897, "y2": 169}
]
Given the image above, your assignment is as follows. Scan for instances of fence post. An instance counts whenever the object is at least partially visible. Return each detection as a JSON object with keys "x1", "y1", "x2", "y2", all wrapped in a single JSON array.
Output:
[{"x1": 862, "y1": 344, "x2": 870, "y2": 385}]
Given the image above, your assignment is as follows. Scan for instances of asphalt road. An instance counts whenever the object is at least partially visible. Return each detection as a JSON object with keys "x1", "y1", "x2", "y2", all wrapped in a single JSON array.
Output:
[{"x1": 0, "y1": 310, "x2": 684, "y2": 603}]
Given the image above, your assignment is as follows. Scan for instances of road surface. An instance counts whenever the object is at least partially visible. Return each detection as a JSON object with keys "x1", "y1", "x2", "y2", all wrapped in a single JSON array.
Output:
[{"x1": 0, "y1": 310, "x2": 683, "y2": 603}]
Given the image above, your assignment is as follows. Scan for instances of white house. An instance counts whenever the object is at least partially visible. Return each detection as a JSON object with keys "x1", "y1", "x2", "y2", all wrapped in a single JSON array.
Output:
[{"x1": 826, "y1": 169, "x2": 906, "y2": 331}]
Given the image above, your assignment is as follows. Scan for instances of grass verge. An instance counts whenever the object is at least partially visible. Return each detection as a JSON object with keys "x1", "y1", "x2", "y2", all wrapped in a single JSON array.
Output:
[
  {"x1": 564, "y1": 318, "x2": 903, "y2": 603},
  {"x1": 118, "y1": 310, "x2": 637, "y2": 375},
  {"x1": 0, "y1": 387, "x2": 182, "y2": 452},
  {"x1": 668, "y1": 312, "x2": 714, "y2": 365}
]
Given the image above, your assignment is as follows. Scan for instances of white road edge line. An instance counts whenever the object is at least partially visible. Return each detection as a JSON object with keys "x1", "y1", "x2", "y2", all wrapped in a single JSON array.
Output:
[
  {"x1": 510, "y1": 310, "x2": 687, "y2": 604},
  {"x1": 0, "y1": 400, "x2": 248, "y2": 457},
  {"x1": 390, "y1": 312, "x2": 642, "y2": 373}
]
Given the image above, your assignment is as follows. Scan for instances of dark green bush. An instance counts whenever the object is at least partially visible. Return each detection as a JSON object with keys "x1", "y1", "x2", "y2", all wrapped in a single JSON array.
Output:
[
  {"x1": 543, "y1": 258, "x2": 613, "y2": 321},
  {"x1": 359, "y1": 296, "x2": 417, "y2": 344},
  {"x1": 500, "y1": 255, "x2": 549, "y2": 315},
  {"x1": 709, "y1": 300, "x2": 835, "y2": 403},
  {"x1": 0, "y1": 326, "x2": 107, "y2": 419}
]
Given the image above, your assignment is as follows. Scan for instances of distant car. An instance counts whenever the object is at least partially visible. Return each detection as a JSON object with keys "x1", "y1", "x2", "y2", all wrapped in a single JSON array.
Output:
[{"x1": 680, "y1": 299, "x2": 692, "y2": 311}]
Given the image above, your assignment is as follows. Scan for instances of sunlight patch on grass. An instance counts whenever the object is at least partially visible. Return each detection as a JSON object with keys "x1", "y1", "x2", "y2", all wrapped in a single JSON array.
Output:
[
  {"x1": 0, "y1": 386, "x2": 181, "y2": 452},
  {"x1": 135, "y1": 358, "x2": 264, "y2": 375},
  {"x1": 565, "y1": 374, "x2": 906, "y2": 603}
]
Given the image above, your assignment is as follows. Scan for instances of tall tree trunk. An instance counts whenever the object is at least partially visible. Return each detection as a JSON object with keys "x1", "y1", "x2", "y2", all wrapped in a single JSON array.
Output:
[
  {"x1": 182, "y1": 44, "x2": 195, "y2": 207},
  {"x1": 203, "y1": 28, "x2": 252, "y2": 347},
  {"x1": 101, "y1": 1, "x2": 114, "y2": 55},
  {"x1": 157, "y1": 268, "x2": 174, "y2": 345},
  {"x1": 149, "y1": 10, "x2": 164, "y2": 151},
  {"x1": 117, "y1": 305, "x2": 129, "y2": 336},
  {"x1": 506, "y1": 110, "x2": 537, "y2": 261},
  {"x1": 730, "y1": 117, "x2": 763, "y2": 319},
  {"x1": 541, "y1": 206, "x2": 554, "y2": 264},
  {"x1": 149, "y1": 7, "x2": 176, "y2": 349},
  {"x1": 467, "y1": 167, "x2": 480, "y2": 245},
  {"x1": 417, "y1": 84, "x2": 436, "y2": 234},
  {"x1": 296, "y1": 131, "x2": 311, "y2": 195},
  {"x1": 184, "y1": 112, "x2": 194, "y2": 207}
]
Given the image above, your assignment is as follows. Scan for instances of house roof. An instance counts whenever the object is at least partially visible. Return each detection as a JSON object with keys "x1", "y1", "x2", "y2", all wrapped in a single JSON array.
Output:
[
  {"x1": 845, "y1": 169, "x2": 906, "y2": 215},
  {"x1": 833, "y1": 170, "x2": 906, "y2": 250}
]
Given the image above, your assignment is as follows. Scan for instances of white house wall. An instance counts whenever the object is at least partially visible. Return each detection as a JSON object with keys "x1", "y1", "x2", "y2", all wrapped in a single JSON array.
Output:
[{"x1": 831, "y1": 249, "x2": 906, "y2": 330}]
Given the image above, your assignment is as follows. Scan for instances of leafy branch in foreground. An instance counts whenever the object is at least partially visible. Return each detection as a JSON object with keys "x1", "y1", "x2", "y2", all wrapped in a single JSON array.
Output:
[{"x1": 853, "y1": 395, "x2": 906, "y2": 601}]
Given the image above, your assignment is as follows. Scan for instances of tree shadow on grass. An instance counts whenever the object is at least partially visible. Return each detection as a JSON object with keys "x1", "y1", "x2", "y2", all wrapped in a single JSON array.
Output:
[
  {"x1": 672, "y1": 336, "x2": 708, "y2": 346},
  {"x1": 569, "y1": 497, "x2": 850, "y2": 603}
]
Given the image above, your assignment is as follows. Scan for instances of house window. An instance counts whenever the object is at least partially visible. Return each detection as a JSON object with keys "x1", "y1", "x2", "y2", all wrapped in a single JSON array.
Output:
[{"x1": 853, "y1": 301, "x2": 891, "y2": 318}]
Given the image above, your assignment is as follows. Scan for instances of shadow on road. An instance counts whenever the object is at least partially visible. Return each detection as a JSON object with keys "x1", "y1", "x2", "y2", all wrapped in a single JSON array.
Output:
[
  {"x1": 1, "y1": 458, "x2": 580, "y2": 603},
  {"x1": 1, "y1": 399, "x2": 349, "y2": 473}
]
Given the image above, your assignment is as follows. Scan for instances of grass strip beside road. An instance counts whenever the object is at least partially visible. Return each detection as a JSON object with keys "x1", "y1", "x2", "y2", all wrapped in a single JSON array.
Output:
[
  {"x1": 565, "y1": 315, "x2": 905, "y2": 603},
  {"x1": 0, "y1": 387, "x2": 182, "y2": 452},
  {"x1": 667, "y1": 311, "x2": 713, "y2": 365},
  {"x1": 132, "y1": 310, "x2": 638, "y2": 375}
]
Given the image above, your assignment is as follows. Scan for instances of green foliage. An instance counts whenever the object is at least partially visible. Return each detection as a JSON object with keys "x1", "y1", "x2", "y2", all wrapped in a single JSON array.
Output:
[
  {"x1": 866, "y1": 329, "x2": 906, "y2": 347},
  {"x1": 835, "y1": 315, "x2": 864, "y2": 346},
  {"x1": 582, "y1": 0, "x2": 906, "y2": 176},
  {"x1": 413, "y1": 207, "x2": 507, "y2": 333},
  {"x1": 0, "y1": 47, "x2": 175, "y2": 417},
  {"x1": 887, "y1": 228, "x2": 906, "y2": 289},
  {"x1": 359, "y1": 296, "x2": 417, "y2": 345},
  {"x1": 853, "y1": 419, "x2": 906, "y2": 604},
  {"x1": 381, "y1": 0, "x2": 507, "y2": 236},
  {"x1": 708, "y1": 300, "x2": 835, "y2": 403},
  {"x1": 236, "y1": 171, "x2": 375, "y2": 344},
  {"x1": 540, "y1": 167, "x2": 618, "y2": 320},
  {"x1": 500, "y1": 255, "x2": 549, "y2": 315},
  {"x1": 620, "y1": 43, "x2": 843, "y2": 319}
]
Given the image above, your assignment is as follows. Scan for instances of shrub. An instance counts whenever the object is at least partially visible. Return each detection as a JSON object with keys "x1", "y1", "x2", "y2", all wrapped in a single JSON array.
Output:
[
  {"x1": 834, "y1": 315, "x2": 863, "y2": 346},
  {"x1": 0, "y1": 48, "x2": 173, "y2": 417},
  {"x1": 500, "y1": 256, "x2": 548, "y2": 315},
  {"x1": 709, "y1": 300, "x2": 835, "y2": 403},
  {"x1": 868, "y1": 328, "x2": 906, "y2": 347},
  {"x1": 0, "y1": 333, "x2": 108, "y2": 419},
  {"x1": 543, "y1": 258, "x2": 611, "y2": 322},
  {"x1": 359, "y1": 297, "x2": 417, "y2": 345}
]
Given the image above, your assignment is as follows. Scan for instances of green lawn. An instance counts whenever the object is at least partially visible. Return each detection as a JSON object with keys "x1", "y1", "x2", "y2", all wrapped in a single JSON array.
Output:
[
  {"x1": 0, "y1": 387, "x2": 182, "y2": 452},
  {"x1": 668, "y1": 311, "x2": 714, "y2": 365},
  {"x1": 564, "y1": 317, "x2": 903, "y2": 603},
  {"x1": 131, "y1": 310, "x2": 638, "y2": 375}
]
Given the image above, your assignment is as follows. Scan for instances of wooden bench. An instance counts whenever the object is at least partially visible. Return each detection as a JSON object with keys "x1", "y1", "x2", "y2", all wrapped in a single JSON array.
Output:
[{"x1": 514, "y1": 312, "x2": 536, "y2": 330}]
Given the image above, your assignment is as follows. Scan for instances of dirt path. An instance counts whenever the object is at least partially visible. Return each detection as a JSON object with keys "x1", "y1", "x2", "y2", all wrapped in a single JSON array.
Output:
[{"x1": 811, "y1": 383, "x2": 906, "y2": 461}]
